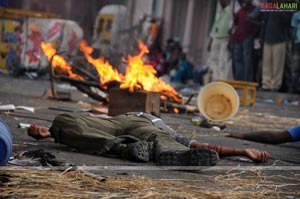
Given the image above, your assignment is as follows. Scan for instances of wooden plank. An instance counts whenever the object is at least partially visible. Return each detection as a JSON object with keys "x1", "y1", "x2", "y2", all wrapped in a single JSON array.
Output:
[
  {"x1": 108, "y1": 88, "x2": 160, "y2": 116},
  {"x1": 218, "y1": 80, "x2": 258, "y2": 106},
  {"x1": 219, "y1": 80, "x2": 258, "y2": 87}
]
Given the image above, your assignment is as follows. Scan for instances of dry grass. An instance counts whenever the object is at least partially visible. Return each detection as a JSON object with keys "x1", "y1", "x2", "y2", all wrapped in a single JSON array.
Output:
[{"x1": 0, "y1": 167, "x2": 299, "y2": 199}]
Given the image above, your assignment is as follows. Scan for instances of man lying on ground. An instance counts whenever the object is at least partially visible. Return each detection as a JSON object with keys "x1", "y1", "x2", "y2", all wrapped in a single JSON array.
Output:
[
  {"x1": 27, "y1": 112, "x2": 269, "y2": 166},
  {"x1": 226, "y1": 125, "x2": 300, "y2": 144}
]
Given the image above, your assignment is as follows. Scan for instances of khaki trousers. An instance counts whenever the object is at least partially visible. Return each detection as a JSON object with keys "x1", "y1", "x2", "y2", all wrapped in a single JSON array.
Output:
[
  {"x1": 208, "y1": 37, "x2": 233, "y2": 81},
  {"x1": 50, "y1": 113, "x2": 189, "y2": 161},
  {"x1": 262, "y1": 42, "x2": 286, "y2": 90}
]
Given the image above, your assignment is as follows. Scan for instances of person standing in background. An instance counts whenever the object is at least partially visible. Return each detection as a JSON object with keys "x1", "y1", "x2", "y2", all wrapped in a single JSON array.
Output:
[
  {"x1": 231, "y1": 0, "x2": 256, "y2": 81},
  {"x1": 291, "y1": 10, "x2": 300, "y2": 93},
  {"x1": 146, "y1": 19, "x2": 160, "y2": 52},
  {"x1": 261, "y1": 0, "x2": 293, "y2": 91},
  {"x1": 207, "y1": 0, "x2": 233, "y2": 81}
]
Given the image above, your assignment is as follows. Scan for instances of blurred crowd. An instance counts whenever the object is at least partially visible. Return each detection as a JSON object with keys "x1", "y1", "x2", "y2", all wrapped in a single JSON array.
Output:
[
  {"x1": 146, "y1": 0, "x2": 300, "y2": 94},
  {"x1": 145, "y1": 33, "x2": 199, "y2": 85}
]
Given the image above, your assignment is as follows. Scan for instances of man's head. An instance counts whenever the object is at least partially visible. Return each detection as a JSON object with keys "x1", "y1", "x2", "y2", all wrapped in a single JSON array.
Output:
[
  {"x1": 220, "y1": 0, "x2": 231, "y2": 8},
  {"x1": 240, "y1": 0, "x2": 252, "y2": 6}
]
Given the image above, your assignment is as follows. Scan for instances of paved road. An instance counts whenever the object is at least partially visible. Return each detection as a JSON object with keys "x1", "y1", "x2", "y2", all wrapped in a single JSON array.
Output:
[{"x1": 1, "y1": 76, "x2": 300, "y2": 198}]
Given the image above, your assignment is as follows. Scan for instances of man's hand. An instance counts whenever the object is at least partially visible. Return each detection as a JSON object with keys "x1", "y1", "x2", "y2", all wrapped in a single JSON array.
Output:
[
  {"x1": 242, "y1": 148, "x2": 269, "y2": 162},
  {"x1": 27, "y1": 124, "x2": 52, "y2": 140}
]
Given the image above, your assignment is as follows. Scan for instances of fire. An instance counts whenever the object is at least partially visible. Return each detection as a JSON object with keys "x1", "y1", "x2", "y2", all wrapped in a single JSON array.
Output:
[
  {"x1": 120, "y1": 40, "x2": 183, "y2": 103},
  {"x1": 41, "y1": 42, "x2": 83, "y2": 80},
  {"x1": 42, "y1": 39, "x2": 182, "y2": 103},
  {"x1": 78, "y1": 40, "x2": 123, "y2": 87}
]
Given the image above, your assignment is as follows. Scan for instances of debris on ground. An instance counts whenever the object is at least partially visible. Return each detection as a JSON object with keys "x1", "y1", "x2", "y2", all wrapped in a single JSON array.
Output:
[
  {"x1": 0, "y1": 104, "x2": 35, "y2": 113},
  {"x1": 10, "y1": 149, "x2": 66, "y2": 167},
  {"x1": 191, "y1": 116, "x2": 226, "y2": 130}
]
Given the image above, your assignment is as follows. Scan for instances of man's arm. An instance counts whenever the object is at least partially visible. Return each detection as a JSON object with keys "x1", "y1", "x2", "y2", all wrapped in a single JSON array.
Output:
[
  {"x1": 225, "y1": 131, "x2": 292, "y2": 144},
  {"x1": 225, "y1": 125, "x2": 300, "y2": 144},
  {"x1": 190, "y1": 141, "x2": 269, "y2": 163}
]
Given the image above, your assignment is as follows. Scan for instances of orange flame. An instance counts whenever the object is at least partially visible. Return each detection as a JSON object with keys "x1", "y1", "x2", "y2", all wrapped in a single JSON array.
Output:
[
  {"x1": 78, "y1": 40, "x2": 123, "y2": 87},
  {"x1": 41, "y1": 42, "x2": 83, "y2": 80},
  {"x1": 120, "y1": 40, "x2": 182, "y2": 103},
  {"x1": 42, "y1": 39, "x2": 182, "y2": 103}
]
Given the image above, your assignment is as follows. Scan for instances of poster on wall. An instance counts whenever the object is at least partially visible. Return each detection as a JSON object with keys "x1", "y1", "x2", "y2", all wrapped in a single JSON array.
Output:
[
  {"x1": 0, "y1": 19, "x2": 20, "y2": 71},
  {"x1": 20, "y1": 18, "x2": 83, "y2": 70}
]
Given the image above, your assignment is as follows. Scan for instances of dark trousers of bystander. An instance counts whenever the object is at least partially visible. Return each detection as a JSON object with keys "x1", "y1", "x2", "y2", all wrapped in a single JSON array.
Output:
[
  {"x1": 280, "y1": 40, "x2": 294, "y2": 92},
  {"x1": 292, "y1": 43, "x2": 300, "y2": 93},
  {"x1": 233, "y1": 36, "x2": 254, "y2": 82}
]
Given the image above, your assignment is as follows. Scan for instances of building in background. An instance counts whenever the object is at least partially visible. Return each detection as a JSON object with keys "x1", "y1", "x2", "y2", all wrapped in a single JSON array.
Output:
[
  {"x1": 127, "y1": 0, "x2": 218, "y2": 66},
  {"x1": 8, "y1": 0, "x2": 125, "y2": 42},
  {"x1": 8, "y1": 0, "x2": 218, "y2": 66}
]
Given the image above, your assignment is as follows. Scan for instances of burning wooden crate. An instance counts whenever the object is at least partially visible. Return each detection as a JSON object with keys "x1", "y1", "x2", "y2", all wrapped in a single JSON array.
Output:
[
  {"x1": 108, "y1": 88, "x2": 160, "y2": 116},
  {"x1": 41, "y1": 40, "x2": 183, "y2": 110}
]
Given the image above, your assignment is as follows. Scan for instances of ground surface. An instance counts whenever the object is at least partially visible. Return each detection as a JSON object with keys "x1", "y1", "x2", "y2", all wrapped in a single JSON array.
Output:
[{"x1": 0, "y1": 76, "x2": 300, "y2": 198}]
